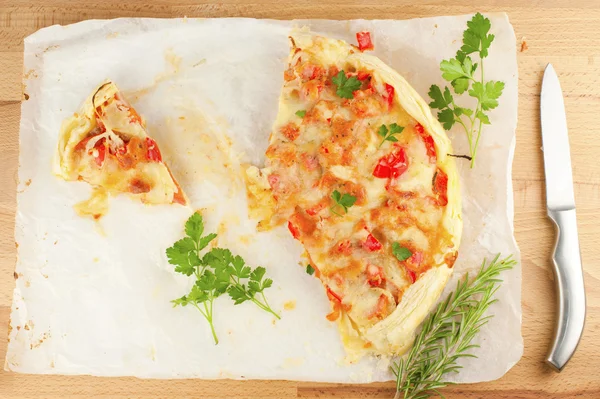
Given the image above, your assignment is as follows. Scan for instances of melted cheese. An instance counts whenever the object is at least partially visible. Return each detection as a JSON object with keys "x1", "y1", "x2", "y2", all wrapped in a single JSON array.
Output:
[
  {"x1": 55, "y1": 81, "x2": 186, "y2": 218},
  {"x1": 247, "y1": 31, "x2": 462, "y2": 359}
]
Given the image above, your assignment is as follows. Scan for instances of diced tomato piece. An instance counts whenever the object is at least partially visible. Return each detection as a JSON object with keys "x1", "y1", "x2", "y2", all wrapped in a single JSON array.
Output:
[
  {"x1": 301, "y1": 64, "x2": 324, "y2": 80},
  {"x1": 287, "y1": 221, "x2": 300, "y2": 240},
  {"x1": 356, "y1": 31, "x2": 374, "y2": 52},
  {"x1": 366, "y1": 264, "x2": 385, "y2": 287},
  {"x1": 433, "y1": 169, "x2": 448, "y2": 206},
  {"x1": 93, "y1": 139, "x2": 106, "y2": 166},
  {"x1": 414, "y1": 123, "x2": 436, "y2": 161},
  {"x1": 410, "y1": 251, "x2": 424, "y2": 266},
  {"x1": 357, "y1": 71, "x2": 370, "y2": 81},
  {"x1": 145, "y1": 137, "x2": 162, "y2": 162},
  {"x1": 363, "y1": 234, "x2": 382, "y2": 251},
  {"x1": 406, "y1": 269, "x2": 416, "y2": 284},
  {"x1": 384, "y1": 83, "x2": 395, "y2": 109},
  {"x1": 372, "y1": 146, "x2": 408, "y2": 179},
  {"x1": 75, "y1": 135, "x2": 107, "y2": 167},
  {"x1": 336, "y1": 240, "x2": 353, "y2": 255},
  {"x1": 368, "y1": 294, "x2": 389, "y2": 319}
]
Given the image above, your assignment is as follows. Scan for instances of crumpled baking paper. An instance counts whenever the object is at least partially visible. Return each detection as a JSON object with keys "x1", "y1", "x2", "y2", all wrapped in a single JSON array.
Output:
[{"x1": 6, "y1": 14, "x2": 521, "y2": 383}]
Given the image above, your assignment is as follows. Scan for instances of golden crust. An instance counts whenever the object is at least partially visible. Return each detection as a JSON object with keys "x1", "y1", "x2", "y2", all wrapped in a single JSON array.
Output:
[{"x1": 54, "y1": 81, "x2": 186, "y2": 212}]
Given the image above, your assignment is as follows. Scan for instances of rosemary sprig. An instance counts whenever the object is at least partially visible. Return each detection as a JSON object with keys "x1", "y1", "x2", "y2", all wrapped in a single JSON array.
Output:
[{"x1": 392, "y1": 254, "x2": 515, "y2": 399}]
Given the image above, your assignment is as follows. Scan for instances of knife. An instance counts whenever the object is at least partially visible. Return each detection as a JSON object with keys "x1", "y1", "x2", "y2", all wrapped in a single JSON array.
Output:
[{"x1": 540, "y1": 63, "x2": 586, "y2": 371}]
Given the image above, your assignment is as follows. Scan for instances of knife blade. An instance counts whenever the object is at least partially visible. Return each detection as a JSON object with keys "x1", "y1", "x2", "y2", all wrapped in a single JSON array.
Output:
[{"x1": 540, "y1": 63, "x2": 586, "y2": 372}]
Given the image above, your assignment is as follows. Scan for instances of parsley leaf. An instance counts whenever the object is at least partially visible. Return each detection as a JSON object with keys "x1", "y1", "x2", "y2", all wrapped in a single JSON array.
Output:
[
  {"x1": 185, "y1": 212, "x2": 204, "y2": 242},
  {"x1": 332, "y1": 70, "x2": 361, "y2": 99},
  {"x1": 468, "y1": 81, "x2": 504, "y2": 110},
  {"x1": 295, "y1": 110, "x2": 306, "y2": 118},
  {"x1": 392, "y1": 242, "x2": 412, "y2": 261},
  {"x1": 330, "y1": 190, "x2": 357, "y2": 216},
  {"x1": 428, "y1": 85, "x2": 453, "y2": 110},
  {"x1": 306, "y1": 264, "x2": 315, "y2": 275},
  {"x1": 461, "y1": 12, "x2": 494, "y2": 58},
  {"x1": 377, "y1": 123, "x2": 405, "y2": 147},
  {"x1": 437, "y1": 108, "x2": 456, "y2": 131},
  {"x1": 428, "y1": 12, "x2": 503, "y2": 168}
]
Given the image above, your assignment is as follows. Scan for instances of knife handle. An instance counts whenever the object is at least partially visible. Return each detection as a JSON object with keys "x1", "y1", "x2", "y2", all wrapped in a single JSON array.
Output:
[{"x1": 546, "y1": 208, "x2": 586, "y2": 371}]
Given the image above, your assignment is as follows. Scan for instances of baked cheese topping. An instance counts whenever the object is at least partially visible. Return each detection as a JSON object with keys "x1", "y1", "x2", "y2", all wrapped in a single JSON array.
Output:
[
  {"x1": 247, "y1": 31, "x2": 462, "y2": 358},
  {"x1": 55, "y1": 82, "x2": 186, "y2": 217}
]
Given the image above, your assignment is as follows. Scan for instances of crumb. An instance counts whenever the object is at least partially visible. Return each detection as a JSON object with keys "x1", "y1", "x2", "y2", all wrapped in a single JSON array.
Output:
[
  {"x1": 30, "y1": 331, "x2": 50, "y2": 349},
  {"x1": 23, "y1": 93, "x2": 29, "y2": 100},
  {"x1": 53, "y1": 240, "x2": 58, "y2": 245},
  {"x1": 16, "y1": 326, "x2": 21, "y2": 331},
  {"x1": 25, "y1": 179, "x2": 31, "y2": 186},
  {"x1": 520, "y1": 37, "x2": 528, "y2": 52},
  {"x1": 24, "y1": 280, "x2": 30, "y2": 287},
  {"x1": 179, "y1": 116, "x2": 185, "y2": 120},
  {"x1": 434, "y1": 24, "x2": 438, "y2": 28},
  {"x1": 283, "y1": 300, "x2": 296, "y2": 311},
  {"x1": 13, "y1": 272, "x2": 18, "y2": 280}
]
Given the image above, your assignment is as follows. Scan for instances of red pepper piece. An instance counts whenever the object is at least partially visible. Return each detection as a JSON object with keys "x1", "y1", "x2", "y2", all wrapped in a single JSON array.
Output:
[
  {"x1": 415, "y1": 123, "x2": 436, "y2": 161},
  {"x1": 287, "y1": 221, "x2": 300, "y2": 240},
  {"x1": 363, "y1": 234, "x2": 382, "y2": 251},
  {"x1": 372, "y1": 146, "x2": 408, "y2": 179},
  {"x1": 384, "y1": 83, "x2": 395, "y2": 109},
  {"x1": 357, "y1": 71, "x2": 370, "y2": 81},
  {"x1": 433, "y1": 168, "x2": 449, "y2": 206},
  {"x1": 356, "y1": 31, "x2": 374, "y2": 51},
  {"x1": 366, "y1": 264, "x2": 385, "y2": 287},
  {"x1": 145, "y1": 137, "x2": 162, "y2": 162}
]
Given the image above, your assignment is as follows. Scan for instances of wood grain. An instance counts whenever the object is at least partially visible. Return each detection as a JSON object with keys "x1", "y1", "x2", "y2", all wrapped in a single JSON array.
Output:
[{"x1": 1, "y1": 1, "x2": 599, "y2": 398}]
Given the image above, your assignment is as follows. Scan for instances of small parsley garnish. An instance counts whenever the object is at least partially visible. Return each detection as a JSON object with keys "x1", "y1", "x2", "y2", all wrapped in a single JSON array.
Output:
[
  {"x1": 377, "y1": 123, "x2": 405, "y2": 147},
  {"x1": 295, "y1": 110, "x2": 306, "y2": 118},
  {"x1": 332, "y1": 70, "x2": 361, "y2": 99},
  {"x1": 330, "y1": 190, "x2": 357, "y2": 216},
  {"x1": 306, "y1": 264, "x2": 315, "y2": 275},
  {"x1": 392, "y1": 242, "x2": 412, "y2": 261},
  {"x1": 167, "y1": 213, "x2": 279, "y2": 345}
]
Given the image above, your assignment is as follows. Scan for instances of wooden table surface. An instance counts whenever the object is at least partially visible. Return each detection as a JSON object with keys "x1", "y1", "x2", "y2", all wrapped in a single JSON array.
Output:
[{"x1": 1, "y1": 1, "x2": 599, "y2": 398}]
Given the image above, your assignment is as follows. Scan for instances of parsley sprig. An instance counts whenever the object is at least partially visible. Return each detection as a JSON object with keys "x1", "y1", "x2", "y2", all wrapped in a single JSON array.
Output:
[
  {"x1": 392, "y1": 254, "x2": 515, "y2": 399},
  {"x1": 330, "y1": 190, "x2": 357, "y2": 216},
  {"x1": 378, "y1": 123, "x2": 405, "y2": 147},
  {"x1": 428, "y1": 13, "x2": 504, "y2": 168},
  {"x1": 167, "y1": 213, "x2": 279, "y2": 344},
  {"x1": 332, "y1": 70, "x2": 361, "y2": 99}
]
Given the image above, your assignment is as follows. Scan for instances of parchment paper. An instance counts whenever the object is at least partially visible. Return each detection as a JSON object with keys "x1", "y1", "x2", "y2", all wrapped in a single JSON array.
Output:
[{"x1": 6, "y1": 14, "x2": 521, "y2": 383}]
